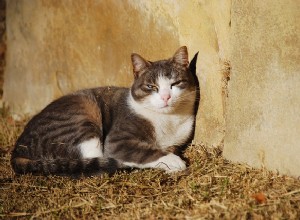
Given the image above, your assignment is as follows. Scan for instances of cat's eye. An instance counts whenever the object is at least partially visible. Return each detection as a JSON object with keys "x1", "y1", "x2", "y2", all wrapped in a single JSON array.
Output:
[
  {"x1": 146, "y1": 84, "x2": 158, "y2": 92},
  {"x1": 171, "y1": 80, "x2": 187, "y2": 88}
]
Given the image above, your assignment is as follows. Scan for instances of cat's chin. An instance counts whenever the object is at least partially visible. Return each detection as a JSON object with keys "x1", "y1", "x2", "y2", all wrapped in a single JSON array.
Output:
[{"x1": 152, "y1": 106, "x2": 176, "y2": 114}]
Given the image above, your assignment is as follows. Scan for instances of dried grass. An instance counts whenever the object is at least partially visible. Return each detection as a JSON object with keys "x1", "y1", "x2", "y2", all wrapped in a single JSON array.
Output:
[{"x1": 0, "y1": 116, "x2": 299, "y2": 219}]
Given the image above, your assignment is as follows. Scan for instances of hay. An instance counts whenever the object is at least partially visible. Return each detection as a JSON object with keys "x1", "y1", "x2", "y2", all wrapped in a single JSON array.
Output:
[{"x1": 0, "y1": 116, "x2": 299, "y2": 219}]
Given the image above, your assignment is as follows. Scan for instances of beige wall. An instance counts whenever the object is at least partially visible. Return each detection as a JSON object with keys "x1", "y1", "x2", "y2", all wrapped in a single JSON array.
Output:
[
  {"x1": 5, "y1": 0, "x2": 300, "y2": 176},
  {"x1": 4, "y1": 0, "x2": 231, "y2": 146},
  {"x1": 224, "y1": 0, "x2": 300, "y2": 176}
]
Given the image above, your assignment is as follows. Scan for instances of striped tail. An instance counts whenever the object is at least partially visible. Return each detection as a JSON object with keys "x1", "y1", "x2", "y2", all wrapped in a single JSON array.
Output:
[{"x1": 11, "y1": 157, "x2": 121, "y2": 177}]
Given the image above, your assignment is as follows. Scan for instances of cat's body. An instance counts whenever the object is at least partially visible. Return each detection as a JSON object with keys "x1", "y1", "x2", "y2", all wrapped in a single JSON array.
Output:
[{"x1": 11, "y1": 46, "x2": 199, "y2": 177}]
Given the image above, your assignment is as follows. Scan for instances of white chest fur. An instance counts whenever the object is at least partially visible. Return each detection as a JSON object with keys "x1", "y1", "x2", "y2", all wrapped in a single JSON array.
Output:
[
  {"x1": 128, "y1": 95, "x2": 195, "y2": 149},
  {"x1": 151, "y1": 113, "x2": 194, "y2": 148}
]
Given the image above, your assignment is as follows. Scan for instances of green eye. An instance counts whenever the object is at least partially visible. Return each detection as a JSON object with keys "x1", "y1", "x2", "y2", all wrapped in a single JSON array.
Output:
[{"x1": 146, "y1": 84, "x2": 158, "y2": 91}]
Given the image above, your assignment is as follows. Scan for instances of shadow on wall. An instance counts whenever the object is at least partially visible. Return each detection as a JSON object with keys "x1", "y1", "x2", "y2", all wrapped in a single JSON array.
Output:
[{"x1": 0, "y1": 0, "x2": 5, "y2": 100}]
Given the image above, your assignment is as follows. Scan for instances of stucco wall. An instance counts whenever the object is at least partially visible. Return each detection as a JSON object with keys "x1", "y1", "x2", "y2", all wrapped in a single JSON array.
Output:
[
  {"x1": 224, "y1": 0, "x2": 300, "y2": 176},
  {"x1": 4, "y1": 0, "x2": 231, "y2": 146},
  {"x1": 5, "y1": 0, "x2": 299, "y2": 176}
]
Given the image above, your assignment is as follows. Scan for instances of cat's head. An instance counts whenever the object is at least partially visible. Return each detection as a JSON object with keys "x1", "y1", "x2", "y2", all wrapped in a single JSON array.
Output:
[{"x1": 130, "y1": 46, "x2": 198, "y2": 114}]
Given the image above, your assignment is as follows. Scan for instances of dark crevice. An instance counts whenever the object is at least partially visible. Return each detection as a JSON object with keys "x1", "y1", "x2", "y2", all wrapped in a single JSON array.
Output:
[{"x1": 0, "y1": 0, "x2": 5, "y2": 100}]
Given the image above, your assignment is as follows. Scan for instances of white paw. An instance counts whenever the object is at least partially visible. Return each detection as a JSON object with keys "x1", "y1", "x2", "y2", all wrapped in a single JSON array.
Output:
[{"x1": 155, "y1": 154, "x2": 186, "y2": 173}]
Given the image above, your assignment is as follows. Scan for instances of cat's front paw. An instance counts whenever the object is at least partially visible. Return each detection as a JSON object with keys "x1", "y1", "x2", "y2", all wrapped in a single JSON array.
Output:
[{"x1": 155, "y1": 153, "x2": 186, "y2": 173}]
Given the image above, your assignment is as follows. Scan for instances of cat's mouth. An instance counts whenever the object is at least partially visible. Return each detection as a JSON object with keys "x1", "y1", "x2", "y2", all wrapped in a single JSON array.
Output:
[
  {"x1": 158, "y1": 102, "x2": 172, "y2": 109},
  {"x1": 157, "y1": 104, "x2": 176, "y2": 113}
]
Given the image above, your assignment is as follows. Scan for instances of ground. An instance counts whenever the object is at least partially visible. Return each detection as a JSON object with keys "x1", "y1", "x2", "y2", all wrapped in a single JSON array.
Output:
[{"x1": 0, "y1": 116, "x2": 299, "y2": 219}]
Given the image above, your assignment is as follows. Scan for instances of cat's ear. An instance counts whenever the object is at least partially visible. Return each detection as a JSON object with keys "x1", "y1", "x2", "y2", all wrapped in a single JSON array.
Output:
[
  {"x1": 172, "y1": 46, "x2": 189, "y2": 69},
  {"x1": 189, "y1": 52, "x2": 199, "y2": 76},
  {"x1": 131, "y1": 53, "x2": 150, "y2": 78}
]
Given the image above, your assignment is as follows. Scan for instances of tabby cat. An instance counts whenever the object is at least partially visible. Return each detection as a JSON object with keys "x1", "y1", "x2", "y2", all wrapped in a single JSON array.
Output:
[{"x1": 11, "y1": 46, "x2": 199, "y2": 177}]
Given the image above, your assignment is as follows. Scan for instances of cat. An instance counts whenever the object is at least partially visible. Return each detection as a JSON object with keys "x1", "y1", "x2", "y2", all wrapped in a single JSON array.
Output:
[{"x1": 11, "y1": 46, "x2": 200, "y2": 177}]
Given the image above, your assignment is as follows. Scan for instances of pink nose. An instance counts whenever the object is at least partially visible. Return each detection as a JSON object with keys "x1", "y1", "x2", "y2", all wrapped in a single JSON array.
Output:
[{"x1": 161, "y1": 94, "x2": 171, "y2": 102}]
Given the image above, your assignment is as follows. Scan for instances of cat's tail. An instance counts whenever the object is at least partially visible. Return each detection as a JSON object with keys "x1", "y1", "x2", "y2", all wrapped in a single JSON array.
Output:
[{"x1": 11, "y1": 157, "x2": 122, "y2": 177}]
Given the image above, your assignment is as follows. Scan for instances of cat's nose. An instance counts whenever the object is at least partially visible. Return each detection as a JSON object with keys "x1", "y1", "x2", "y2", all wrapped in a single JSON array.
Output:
[{"x1": 161, "y1": 94, "x2": 171, "y2": 102}]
